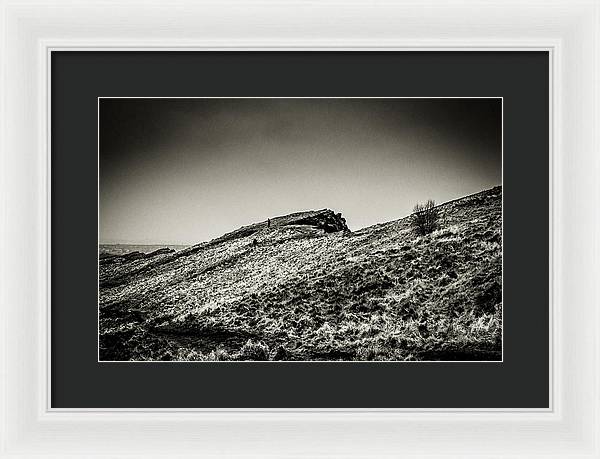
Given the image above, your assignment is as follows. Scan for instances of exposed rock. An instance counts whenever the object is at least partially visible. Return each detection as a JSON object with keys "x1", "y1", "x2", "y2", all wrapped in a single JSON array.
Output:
[{"x1": 285, "y1": 209, "x2": 349, "y2": 233}]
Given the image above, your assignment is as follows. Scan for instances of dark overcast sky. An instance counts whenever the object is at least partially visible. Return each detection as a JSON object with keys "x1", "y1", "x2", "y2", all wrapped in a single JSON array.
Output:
[{"x1": 99, "y1": 98, "x2": 501, "y2": 245}]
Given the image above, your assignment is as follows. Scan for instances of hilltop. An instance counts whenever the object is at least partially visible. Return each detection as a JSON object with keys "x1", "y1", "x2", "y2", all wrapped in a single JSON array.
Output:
[{"x1": 99, "y1": 186, "x2": 502, "y2": 361}]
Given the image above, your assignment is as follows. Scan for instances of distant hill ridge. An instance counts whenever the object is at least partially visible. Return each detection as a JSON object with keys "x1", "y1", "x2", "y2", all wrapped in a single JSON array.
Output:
[{"x1": 99, "y1": 209, "x2": 350, "y2": 286}]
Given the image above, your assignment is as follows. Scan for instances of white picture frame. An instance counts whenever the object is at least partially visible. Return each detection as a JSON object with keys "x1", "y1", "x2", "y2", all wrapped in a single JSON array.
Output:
[{"x1": 1, "y1": 0, "x2": 598, "y2": 457}]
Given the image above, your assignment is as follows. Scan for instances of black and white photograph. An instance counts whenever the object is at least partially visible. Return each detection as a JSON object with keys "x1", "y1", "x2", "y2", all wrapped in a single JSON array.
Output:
[{"x1": 99, "y1": 97, "x2": 502, "y2": 362}]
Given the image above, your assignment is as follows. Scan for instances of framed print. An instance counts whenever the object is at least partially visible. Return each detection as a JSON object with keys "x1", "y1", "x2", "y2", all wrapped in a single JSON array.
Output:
[
  {"x1": 52, "y1": 52, "x2": 545, "y2": 409},
  {"x1": 1, "y1": 1, "x2": 599, "y2": 458}
]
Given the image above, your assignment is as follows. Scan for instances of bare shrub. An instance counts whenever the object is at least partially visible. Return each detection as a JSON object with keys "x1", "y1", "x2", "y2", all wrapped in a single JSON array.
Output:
[{"x1": 412, "y1": 199, "x2": 439, "y2": 235}]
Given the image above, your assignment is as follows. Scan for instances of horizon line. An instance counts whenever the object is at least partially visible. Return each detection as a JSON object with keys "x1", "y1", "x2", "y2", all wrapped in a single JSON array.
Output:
[{"x1": 99, "y1": 184, "x2": 502, "y2": 248}]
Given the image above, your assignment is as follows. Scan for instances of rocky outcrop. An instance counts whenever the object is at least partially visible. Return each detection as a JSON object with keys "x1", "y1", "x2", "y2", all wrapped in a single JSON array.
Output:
[
  {"x1": 194, "y1": 209, "x2": 349, "y2": 249},
  {"x1": 285, "y1": 209, "x2": 348, "y2": 233}
]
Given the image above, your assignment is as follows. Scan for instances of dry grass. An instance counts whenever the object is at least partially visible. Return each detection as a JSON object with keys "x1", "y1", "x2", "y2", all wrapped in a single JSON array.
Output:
[{"x1": 99, "y1": 187, "x2": 502, "y2": 361}]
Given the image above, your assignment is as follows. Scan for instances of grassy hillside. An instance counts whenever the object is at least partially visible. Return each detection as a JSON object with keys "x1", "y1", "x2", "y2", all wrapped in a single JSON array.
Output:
[{"x1": 99, "y1": 186, "x2": 502, "y2": 361}]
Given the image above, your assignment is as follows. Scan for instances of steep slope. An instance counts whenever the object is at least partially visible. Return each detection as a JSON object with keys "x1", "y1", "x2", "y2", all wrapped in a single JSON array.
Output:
[{"x1": 99, "y1": 187, "x2": 502, "y2": 361}]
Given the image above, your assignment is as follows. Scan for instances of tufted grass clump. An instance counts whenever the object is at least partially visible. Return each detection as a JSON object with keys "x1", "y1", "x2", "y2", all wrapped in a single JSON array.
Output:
[{"x1": 238, "y1": 339, "x2": 270, "y2": 361}]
